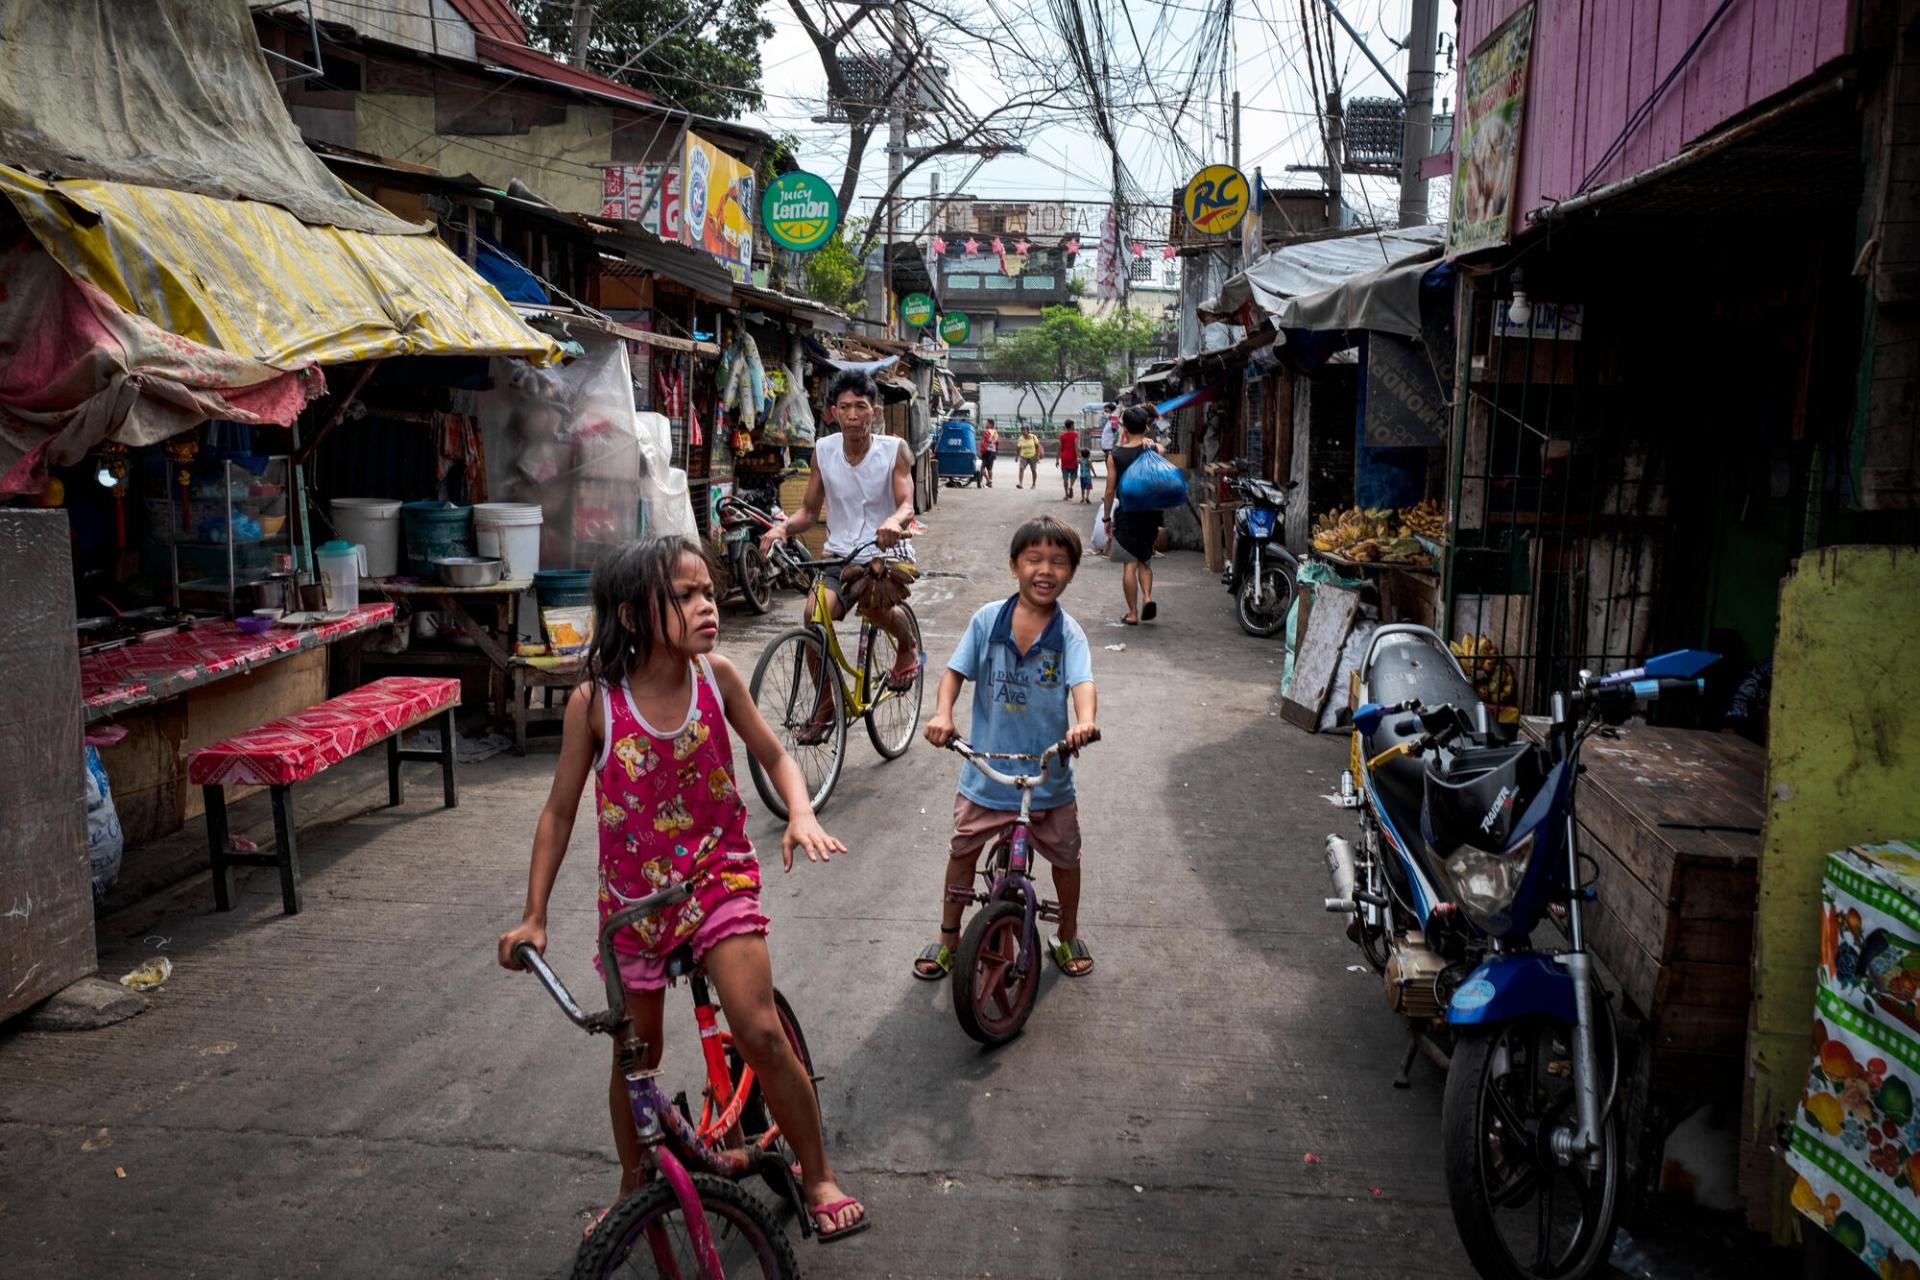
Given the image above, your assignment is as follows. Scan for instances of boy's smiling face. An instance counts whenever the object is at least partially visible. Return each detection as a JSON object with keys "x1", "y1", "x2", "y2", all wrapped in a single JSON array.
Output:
[{"x1": 1011, "y1": 540, "x2": 1076, "y2": 608}]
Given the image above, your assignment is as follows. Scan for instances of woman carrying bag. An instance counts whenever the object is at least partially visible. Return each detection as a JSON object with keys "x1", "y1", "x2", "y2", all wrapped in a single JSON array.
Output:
[{"x1": 1100, "y1": 405, "x2": 1177, "y2": 625}]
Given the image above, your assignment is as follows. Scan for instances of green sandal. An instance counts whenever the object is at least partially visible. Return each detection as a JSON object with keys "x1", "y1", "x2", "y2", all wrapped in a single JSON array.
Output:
[
  {"x1": 913, "y1": 926, "x2": 959, "y2": 981},
  {"x1": 1050, "y1": 936, "x2": 1094, "y2": 977}
]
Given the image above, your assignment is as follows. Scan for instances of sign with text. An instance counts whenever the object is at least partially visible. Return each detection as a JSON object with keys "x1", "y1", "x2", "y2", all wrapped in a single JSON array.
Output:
[
  {"x1": 1364, "y1": 333, "x2": 1448, "y2": 448},
  {"x1": 599, "y1": 164, "x2": 680, "y2": 239},
  {"x1": 1182, "y1": 164, "x2": 1250, "y2": 236},
  {"x1": 899, "y1": 292, "x2": 935, "y2": 329},
  {"x1": 1447, "y1": 2, "x2": 1535, "y2": 259},
  {"x1": 682, "y1": 132, "x2": 755, "y2": 284},
  {"x1": 761, "y1": 171, "x2": 840, "y2": 252},
  {"x1": 1494, "y1": 300, "x2": 1584, "y2": 340},
  {"x1": 938, "y1": 312, "x2": 971, "y2": 344}
]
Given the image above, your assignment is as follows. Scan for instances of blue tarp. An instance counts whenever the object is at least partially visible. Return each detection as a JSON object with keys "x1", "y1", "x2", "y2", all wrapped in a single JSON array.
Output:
[{"x1": 474, "y1": 237, "x2": 548, "y2": 305}]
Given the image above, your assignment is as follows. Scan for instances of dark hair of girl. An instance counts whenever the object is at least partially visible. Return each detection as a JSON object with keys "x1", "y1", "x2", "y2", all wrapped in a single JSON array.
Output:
[
  {"x1": 826, "y1": 368, "x2": 879, "y2": 406},
  {"x1": 1121, "y1": 404, "x2": 1153, "y2": 436},
  {"x1": 586, "y1": 536, "x2": 715, "y2": 689}
]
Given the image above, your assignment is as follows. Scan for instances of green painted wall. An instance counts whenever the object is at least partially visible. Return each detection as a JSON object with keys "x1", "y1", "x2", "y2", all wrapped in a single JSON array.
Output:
[
  {"x1": 354, "y1": 93, "x2": 612, "y2": 215},
  {"x1": 1748, "y1": 545, "x2": 1920, "y2": 1238}
]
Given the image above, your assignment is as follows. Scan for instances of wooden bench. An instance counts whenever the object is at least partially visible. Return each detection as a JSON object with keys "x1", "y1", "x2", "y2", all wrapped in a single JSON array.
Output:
[{"x1": 187, "y1": 676, "x2": 461, "y2": 915}]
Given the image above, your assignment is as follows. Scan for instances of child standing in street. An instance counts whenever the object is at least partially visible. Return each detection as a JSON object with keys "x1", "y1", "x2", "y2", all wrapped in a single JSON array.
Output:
[
  {"x1": 916, "y1": 516, "x2": 1099, "y2": 980},
  {"x1": 1077, "y1": 451, "x2": 1094, "y2": 503},
  {"x1": 498, "y1": 536, "x2": 869, "y2": 1244}
]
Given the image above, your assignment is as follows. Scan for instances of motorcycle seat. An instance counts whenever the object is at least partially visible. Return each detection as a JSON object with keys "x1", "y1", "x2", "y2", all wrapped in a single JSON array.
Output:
[{"x1": 1365, "y1": 632, "x2": 1481, "y2": 715}]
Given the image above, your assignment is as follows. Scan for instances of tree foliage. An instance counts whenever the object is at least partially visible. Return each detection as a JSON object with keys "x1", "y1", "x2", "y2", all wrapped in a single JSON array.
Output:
[
  {"x1": 795, "y1": 216, "x2": 868, "y2": 313},
  {"x1": 987, "y1": 306, "x2": 1162, "y2": 421},
  {"x1": 514, "y1": 0, "x2": 773, "y2": 120}
]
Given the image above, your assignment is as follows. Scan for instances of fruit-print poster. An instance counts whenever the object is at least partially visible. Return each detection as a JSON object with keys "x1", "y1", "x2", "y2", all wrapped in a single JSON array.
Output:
[
  {"x1": 681, "y1": 131, "x2": 755, "y2": 284},
  {"x1": 1787, "y1": 840, "x2": 1920, "y2": 1275},
  {"x1": 1446, "y1": 2, "x2": 1533, "y2": 260}
]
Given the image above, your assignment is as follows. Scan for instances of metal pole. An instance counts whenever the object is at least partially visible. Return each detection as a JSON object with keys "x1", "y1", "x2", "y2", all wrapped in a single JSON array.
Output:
[
  {"x1": 886, "y1": 2, "x2": 906, "y2": 339},
  {"x1": 1398, "y1": 0, "x2": 1438, "y2": 227},
  {"x1": 1326, "y1": 91, "x2": 1346, "y2": 228}
]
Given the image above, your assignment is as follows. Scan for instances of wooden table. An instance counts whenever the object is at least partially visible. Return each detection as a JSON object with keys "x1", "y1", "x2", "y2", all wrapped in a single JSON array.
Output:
[{"x1": 351, "y1": 579, "x2": 532, "y2": 725}]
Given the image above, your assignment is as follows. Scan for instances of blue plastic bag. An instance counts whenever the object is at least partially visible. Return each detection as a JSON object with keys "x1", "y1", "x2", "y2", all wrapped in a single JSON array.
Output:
[
  {"x1": 1116, "y1": 448, "x2": 1187, "y2": 511},
  {"x1": 84, "y1": 745, "x2": 123, "y2": 901}
]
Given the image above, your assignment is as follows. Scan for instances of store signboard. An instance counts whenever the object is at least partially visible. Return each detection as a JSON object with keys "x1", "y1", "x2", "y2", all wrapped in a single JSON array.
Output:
[
  {"x1": 1181, "y1": 164, "x2": 1250, "y2": 236},
  {"x1": 599, "y1": 164, "x2": 680, "y2": 240},
  {"x1": 938, "y1": 312, "x2": 971, "y2": 344},
  {"x1": 1494, "y1": 300, "x2": 1584, "y2": 340},
  {"x1": 900, "y1": 292, "x2": 935, "y2": 329},
  {"x1": 682, "y1": 132, "x2": 755, "y2": 283},
  {"x1": 761, "y1": 171, "x2": 840, "y2": 252},
  {"x1": 1364, "y1": 333, "x2": 1448, "y2": 448},
  {"x1": 1447, "y1": 2, "x2": 1535, "y2": 259}
]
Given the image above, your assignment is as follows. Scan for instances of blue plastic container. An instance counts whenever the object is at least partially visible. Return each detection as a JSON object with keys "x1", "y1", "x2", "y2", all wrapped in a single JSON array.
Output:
[{"x1": 401, "y1": 502, "x2": 472, "y2": 577}]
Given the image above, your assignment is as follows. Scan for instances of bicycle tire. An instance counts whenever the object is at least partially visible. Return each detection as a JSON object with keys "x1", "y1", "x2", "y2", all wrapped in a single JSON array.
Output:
[
  {"x1": 747, "y1": 628, "x2": 846, "y2": 821},
  {"x1": 952, "y1": 900, "x2": 1041, "y2": 1047},
  {"x1": 863, "y1": 604, "x2": 924, "y2": 760},
  {"x1": 736, "y1": 543, "x2": 774, "y2": 615},
  {"x1": 727, "y1": 988, "x2": 817, "y2": 1201},
  {"x1": 571, "y1": 1172, "x2": 797, "y2": 1280}
]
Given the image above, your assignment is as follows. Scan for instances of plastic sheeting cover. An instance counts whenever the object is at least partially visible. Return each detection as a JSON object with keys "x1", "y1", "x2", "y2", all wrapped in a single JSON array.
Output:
[
  {"x1": 0, "y1": 0, "x2": 416, "y2": 236},
  {"x1": 1202, "y1": 226, "x2": 1445, "y2": 333}
]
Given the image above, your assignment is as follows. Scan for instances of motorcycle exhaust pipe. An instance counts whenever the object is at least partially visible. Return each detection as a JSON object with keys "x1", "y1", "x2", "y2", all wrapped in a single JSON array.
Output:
[{"x1": 1324, "y1": 834, "x2": 1358, "y2": 913}]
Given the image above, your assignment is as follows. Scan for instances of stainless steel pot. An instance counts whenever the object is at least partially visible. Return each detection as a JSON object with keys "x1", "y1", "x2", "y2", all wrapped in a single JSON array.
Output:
[{"x1": 434, "y1": 556, "x2": 504, "y2": 587}]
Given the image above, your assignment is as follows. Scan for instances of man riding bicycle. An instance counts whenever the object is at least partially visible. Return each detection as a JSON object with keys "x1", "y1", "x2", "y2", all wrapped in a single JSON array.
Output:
[{"x1": 759, "y1": 369, "x2": 922, "y2": 695}]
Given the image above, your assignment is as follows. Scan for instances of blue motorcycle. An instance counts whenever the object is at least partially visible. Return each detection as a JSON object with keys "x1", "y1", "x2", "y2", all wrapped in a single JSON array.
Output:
[{"x1": 1323, "y1": 624, "x2": 1714, "y2": 1280}]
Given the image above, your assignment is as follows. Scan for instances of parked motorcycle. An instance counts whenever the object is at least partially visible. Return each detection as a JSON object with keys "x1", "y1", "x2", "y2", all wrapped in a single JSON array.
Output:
[
  {"x1": 1222, "y1": 476, "x2": 1299, "y2": 637},
  {"x1": 718, "y1": 489, "x2": 808, "y2": 614},
  {"x1": 1322, "y1": 625, "x2": 1715, "y2": 1280}
]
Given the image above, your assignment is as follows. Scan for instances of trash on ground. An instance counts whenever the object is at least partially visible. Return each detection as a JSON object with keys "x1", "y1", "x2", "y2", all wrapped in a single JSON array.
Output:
[
  {"x1": 230, "y1": 835, "x2": 258, "y2": 852},
  {"x1": 114, "y1": 1166, "x2": 126, "y2": 1178},
  {"x1": 1103, "y1": 643, "x2": 1127, "y2": 651},
  {"x1": 1303, "y1": 1152, "x2": 1322, "y2": 1164},
  {"x1": 118, "y1": 957, "x2": 171, "y2": 991}
]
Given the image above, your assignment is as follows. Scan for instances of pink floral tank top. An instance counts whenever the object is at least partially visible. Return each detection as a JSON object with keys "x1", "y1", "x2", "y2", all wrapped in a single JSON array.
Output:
[{"x1": 595, "y1": 656, "x2": 759, "y2": 957}]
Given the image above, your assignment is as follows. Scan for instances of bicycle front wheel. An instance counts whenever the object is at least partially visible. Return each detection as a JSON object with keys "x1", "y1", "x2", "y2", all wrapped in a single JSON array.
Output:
[
  {"x1": 748, "y1": 628, "x2": 846, "y2": 820},
  {"x1": 953, "y1": 900, "x2": 1041, "y2": 1047},
  {"x1": 572, "y1": 1172, "x2": 797, "y2": 1279},
  {"x1": 863, "y1": 604, "x2": 924, "y2": 760}
]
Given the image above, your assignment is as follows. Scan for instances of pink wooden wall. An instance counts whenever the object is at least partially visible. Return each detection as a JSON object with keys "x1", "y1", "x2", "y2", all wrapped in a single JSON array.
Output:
[{"x1": 1457, "y1": 0, "x2": 1853, "y2": 219}]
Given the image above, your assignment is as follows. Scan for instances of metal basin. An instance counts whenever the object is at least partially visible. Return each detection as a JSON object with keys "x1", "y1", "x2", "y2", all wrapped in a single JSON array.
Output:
[{"x1": 434, "y1": 556, "x2": 504, "y2": 587}]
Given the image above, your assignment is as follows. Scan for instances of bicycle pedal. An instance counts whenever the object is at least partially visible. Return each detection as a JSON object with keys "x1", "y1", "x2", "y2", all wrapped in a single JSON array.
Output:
[
  {"x1": 672, "y1": 1090, "x2": 692, "y2": 1124},
  {"x1": 1038, "y1": 900, "x2": 1062, "y2": 922}
]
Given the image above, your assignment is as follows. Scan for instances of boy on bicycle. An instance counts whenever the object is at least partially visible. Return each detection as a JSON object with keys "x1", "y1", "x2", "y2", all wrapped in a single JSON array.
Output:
[{"x1": 918, "y1": 516, "x2": 1099, "y2": 980}]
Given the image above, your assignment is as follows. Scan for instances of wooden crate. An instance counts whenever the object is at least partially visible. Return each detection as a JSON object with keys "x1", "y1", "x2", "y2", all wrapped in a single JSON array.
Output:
[
  {"x1": 1198, "y1": 503, "x2": 1233, "y2": 574},
  {"x1": 1521, "y1": 719, "x2": 1764, "y2": 1079},
  {"x1": 777, "y1": 472, "x2": 827, "y2": 559}
]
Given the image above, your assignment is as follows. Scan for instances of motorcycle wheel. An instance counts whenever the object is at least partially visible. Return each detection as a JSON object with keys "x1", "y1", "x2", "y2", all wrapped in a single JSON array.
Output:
[
  {"x1": 1443, "y1": 1014, "x2": 1621, "y2": 1280},
  {"x1": 734, "y1": 542, "x2": 774, "y2": 614},
  {"x1": 1235, "y1": 564, "x2": 1293, "y2": 637}
]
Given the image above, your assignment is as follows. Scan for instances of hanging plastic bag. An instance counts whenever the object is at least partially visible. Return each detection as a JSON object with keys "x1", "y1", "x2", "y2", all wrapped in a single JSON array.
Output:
[
  {"x1": 1116, "y1": 449, "x2": 1188, "y2": 511},
  {"x1": 84, "y1": 745, "x2": 123, "y2": 901},
  {"x1": 1089, "y1": 506, "x2": 1110, "y2": 555}
]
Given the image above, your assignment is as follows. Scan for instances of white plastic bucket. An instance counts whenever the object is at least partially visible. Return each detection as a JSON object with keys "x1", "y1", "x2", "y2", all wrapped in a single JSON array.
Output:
[
  {"x1": 473, "y1": 502, "x2": 543, "y2": 581},
  {"x1": 330, "y1": 498, "x2": 403, "y2": 578}
]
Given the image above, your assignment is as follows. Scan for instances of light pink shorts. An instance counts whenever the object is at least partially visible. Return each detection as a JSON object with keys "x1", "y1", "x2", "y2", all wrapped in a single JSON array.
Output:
[
  {"x1": 950, "y1": 794, "x2": 1082, "y2": 869},
  {"x1": 602, "y1": 893, "x2": 769, "y2": 993}
]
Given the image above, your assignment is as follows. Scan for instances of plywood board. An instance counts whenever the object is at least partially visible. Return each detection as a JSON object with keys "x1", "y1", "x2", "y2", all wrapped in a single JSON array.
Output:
[{"x1": 1282, "y1": 585, "x2": 1361, "y2": 732}]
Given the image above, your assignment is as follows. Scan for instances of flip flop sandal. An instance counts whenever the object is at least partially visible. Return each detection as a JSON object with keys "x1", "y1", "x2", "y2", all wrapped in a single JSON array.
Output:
[
  {"x1": 792, "y1": 707, "x2": 837, "y2": 746},
  {"x1": 1119, "y1": 616, "x2": 1139, "y2": 626},
  {"x1": 1050, "y1": 936, "x2": 1094, "y2": 977},
  {"x1": 809, "y1": 1196, "x2": 871, "y2": 1244},
  {"x1": 1141, "y1": 601, "x2": 1158, "y2": 621},
  {"x1": 912, "y1": 939, "x2": 954, "y2": 981},
  {"x1": 885, "y1": 653, "x2": 925, "y2": 693}
]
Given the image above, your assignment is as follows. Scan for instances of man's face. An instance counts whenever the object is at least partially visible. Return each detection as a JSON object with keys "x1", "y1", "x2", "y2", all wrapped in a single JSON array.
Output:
[{"x1": 833, "y1": 392, "x2": 875, "y2": 434}]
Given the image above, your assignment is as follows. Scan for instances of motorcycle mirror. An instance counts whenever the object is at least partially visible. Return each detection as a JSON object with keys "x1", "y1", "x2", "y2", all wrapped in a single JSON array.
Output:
[
  {"x1": 1643, "y1": 649, "x2": 1719, "y2": 679},
  {"x1": 1353, "y1": 703, "x2": 1386, "y2": 736}
]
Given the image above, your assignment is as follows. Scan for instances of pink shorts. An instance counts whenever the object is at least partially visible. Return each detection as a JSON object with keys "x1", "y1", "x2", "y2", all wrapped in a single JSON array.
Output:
[
  {"x1": 950, "y1": 794, "x2": 1082, "y2": 869},
  {"x1": 601, "y1": 893, "x2": 769, "y2": 993}
]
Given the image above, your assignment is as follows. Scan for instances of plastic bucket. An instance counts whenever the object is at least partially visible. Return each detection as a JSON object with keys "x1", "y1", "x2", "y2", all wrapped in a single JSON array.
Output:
[
  {"x1": 534, "y1": 569, "x2": 595, "y2": 654},
  {"x1": 401, "y1": 502, "x2": 472, "y2": 577},
  {"x1": 473, "y1": 502, "x2": 543, "y2": 581},
  {"x1": 533, "y1": 568, "x2": 594, "y2": 609},
  {"x1": 331, "y1": 498, "x2": 403, "y2": 578}
]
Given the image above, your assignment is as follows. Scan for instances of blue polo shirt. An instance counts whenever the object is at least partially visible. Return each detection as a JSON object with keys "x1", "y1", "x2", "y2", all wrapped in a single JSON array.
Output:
[{"x1": 947, "y1": 596, "x2": 1094, "y2": 811}]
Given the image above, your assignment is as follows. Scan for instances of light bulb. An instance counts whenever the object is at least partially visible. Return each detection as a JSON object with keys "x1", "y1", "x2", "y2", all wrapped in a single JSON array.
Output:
[{"x1": 1508, "y1": 290, "x2": 1532, "y2": 328}]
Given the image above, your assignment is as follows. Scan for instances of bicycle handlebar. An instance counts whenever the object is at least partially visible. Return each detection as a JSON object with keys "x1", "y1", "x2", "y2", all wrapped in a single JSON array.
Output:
[
  {"x1": 789, "y1": 536, "x2": 914, "y2": 572},
  {"x1": 942, "y1": 732, "x2": 1098, "y2": 788},
  {"x1": 513, "y1": 880, "x2": 697, "y2": 1033}
]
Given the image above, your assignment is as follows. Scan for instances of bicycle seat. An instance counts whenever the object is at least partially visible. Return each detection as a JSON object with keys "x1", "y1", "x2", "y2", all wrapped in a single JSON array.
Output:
[{"x1": 663, "y1": 943, "x2": 699, "y2": 980}]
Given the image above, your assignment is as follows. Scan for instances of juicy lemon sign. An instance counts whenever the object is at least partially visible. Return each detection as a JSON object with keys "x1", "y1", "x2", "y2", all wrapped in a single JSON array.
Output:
[
  {"x1": 938, "y1": 312, "x2": 971, "y2": 344},
  {"x1": 761, "y1": 172, "x2": 840, "y2": 253},
  {"x1": 1182, "y1": 164, "x2": 1250, "y2": 236},
  {"x1": 900, "y1": 292, "x2": 935, "y2": 329}
]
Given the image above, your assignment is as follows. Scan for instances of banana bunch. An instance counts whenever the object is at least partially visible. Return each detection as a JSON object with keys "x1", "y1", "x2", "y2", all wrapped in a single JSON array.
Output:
[
  {"x1": 1451, "y1": 634, "x2": 1517, "y2": 704},
  {"x1": 1311, "y1": 505, "x2": 1395, "y2": 554},
  {"x1": 1397, "y1": 498, "x2": 1447, "y2": 541}
]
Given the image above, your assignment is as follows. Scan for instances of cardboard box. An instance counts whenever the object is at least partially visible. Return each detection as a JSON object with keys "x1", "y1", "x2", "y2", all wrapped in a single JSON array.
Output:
[{"x1": 1199, "y1": 503, "x2": 1232, "y2": 574}]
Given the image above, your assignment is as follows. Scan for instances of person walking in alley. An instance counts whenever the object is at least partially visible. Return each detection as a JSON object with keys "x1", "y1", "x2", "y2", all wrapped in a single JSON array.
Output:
[
  {"x1": 1056, "y1": 420, "x2": 1080, "y2": 500},
  {"x1": 1014, "y1": 423, "x2": 1042, "y2": 488},
  {"x1": 498, "y1": 536, "x2": 868, "y2": 1243},
  {"x1": 917, "y1": 516, "x2": 1100, "y2": 981},
  {"x1": 1101, "y1": 405, "x2": 1162, "y2": 625},
  {"x1": 978, "y1": 418, "x2": 1000, "y2": 487},
  {"x1": 1077, "y1": 449, "x2": 1095, "y2": 503}
]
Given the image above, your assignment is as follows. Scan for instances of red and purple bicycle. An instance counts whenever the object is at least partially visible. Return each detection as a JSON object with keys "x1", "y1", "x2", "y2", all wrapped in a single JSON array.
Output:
[
  {"x1": 514, "y1": 882, "x2": 816, "y2": 1278},
  {"x1": 942, "y1": 734, "x2": 1097, "y2": 1046}
]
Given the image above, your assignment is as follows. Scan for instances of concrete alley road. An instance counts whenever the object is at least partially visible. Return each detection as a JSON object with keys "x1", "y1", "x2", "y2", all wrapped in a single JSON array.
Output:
[{"x1": 0, "y1": 477, "x2": 1479, "y2": 1277}]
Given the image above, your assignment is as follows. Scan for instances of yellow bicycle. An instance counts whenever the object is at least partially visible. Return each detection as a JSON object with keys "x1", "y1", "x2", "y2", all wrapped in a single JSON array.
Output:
[{"x1": 746, "y1": 540, "x2": 924, "y2": 819}]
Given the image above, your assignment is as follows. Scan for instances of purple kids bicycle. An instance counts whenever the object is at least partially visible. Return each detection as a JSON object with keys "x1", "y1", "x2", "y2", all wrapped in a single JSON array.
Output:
[
  {"x1": 514, "y1": 882, "x2": 807, "y2": 1279},
  {"x1": 942, "y1": 734, "x2": 1098, "y2": 1046}
]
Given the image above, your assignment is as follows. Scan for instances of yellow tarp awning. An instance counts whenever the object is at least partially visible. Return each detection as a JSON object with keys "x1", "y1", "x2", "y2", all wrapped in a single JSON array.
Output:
[{"x1": 0, "y1": 165, "x2": 560, "y2": 368}]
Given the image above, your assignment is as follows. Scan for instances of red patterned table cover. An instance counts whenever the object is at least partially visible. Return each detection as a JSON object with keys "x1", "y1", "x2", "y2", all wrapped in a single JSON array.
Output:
[
  {"x1": 81, "y1": 604, "x2": 394, "y2": 723},
  {"x1": 188, "y1": 676, "x2": 460, "y2": 787}
]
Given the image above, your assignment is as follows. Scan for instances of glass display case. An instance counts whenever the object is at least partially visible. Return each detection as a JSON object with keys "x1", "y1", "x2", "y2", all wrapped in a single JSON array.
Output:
[{"x1": 145, "y1": 455, "x2": 297, "y2": 614}]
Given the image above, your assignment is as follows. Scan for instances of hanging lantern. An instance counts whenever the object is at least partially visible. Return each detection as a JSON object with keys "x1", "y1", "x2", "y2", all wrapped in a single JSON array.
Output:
[
  {"x1": 963, "y1": 237, "x2": 980, "y2": 255},
  {"x1": 931, "y1": 235, "x2": 947, "y2": 255},
  {"x1": 1063, "y1": 238, "x2": 1080, "y2": 255},
  {"x1": 1162, "y1": 244, "x2": 1178, "y2": 260},
  {"x1": 162, "y1": 431, "x2": 201, "y2": 533},
  {"x1": 1130, "y1": 241, "x2": 1146, "y2": 258},
  {"x1": 1014, "y1": 239, "x2": 1031, "y2": 255},
  {"x1": 990, "y1": 236, "x2": 1005, "y2": 254}
]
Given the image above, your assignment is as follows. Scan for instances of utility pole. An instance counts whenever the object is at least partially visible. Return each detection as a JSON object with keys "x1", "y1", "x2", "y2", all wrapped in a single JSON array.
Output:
[
  {"x1": 884, "y1": 1, "x2": 908, "y2": 339},
  {"x1": 1326, "y1": 90, "x2": 1346, "y2": 228},
  {"x1": 568, "y1": 0, "x2": 596, "y2": 66},
  {"x1": 1397, "y1": 0, "x2": 1438, "y2": 227},
  {"x1": 1231, "y1": 89, "x2": 1244, "y2": 271}
]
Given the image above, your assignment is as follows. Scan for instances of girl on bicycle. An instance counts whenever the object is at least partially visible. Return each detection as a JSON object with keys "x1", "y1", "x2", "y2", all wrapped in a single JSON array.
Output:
[{"x1": 498, "y1": 536, "x2": 869, "y2": 1244}]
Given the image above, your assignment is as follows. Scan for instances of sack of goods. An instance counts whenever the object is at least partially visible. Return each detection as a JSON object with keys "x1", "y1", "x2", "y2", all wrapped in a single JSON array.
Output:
[
  {"x1": 1116, "y1": 450, "x2": 1187, "y2": 511},
  {"x1": 839, "y1": 558, "x2": 919, "y2": 613}
]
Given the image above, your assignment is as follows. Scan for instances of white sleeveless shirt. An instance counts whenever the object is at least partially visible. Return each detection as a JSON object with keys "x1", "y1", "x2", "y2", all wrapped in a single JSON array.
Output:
[{"x1": 816, "y1": 432, "x2": 913, "y2": 563}]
